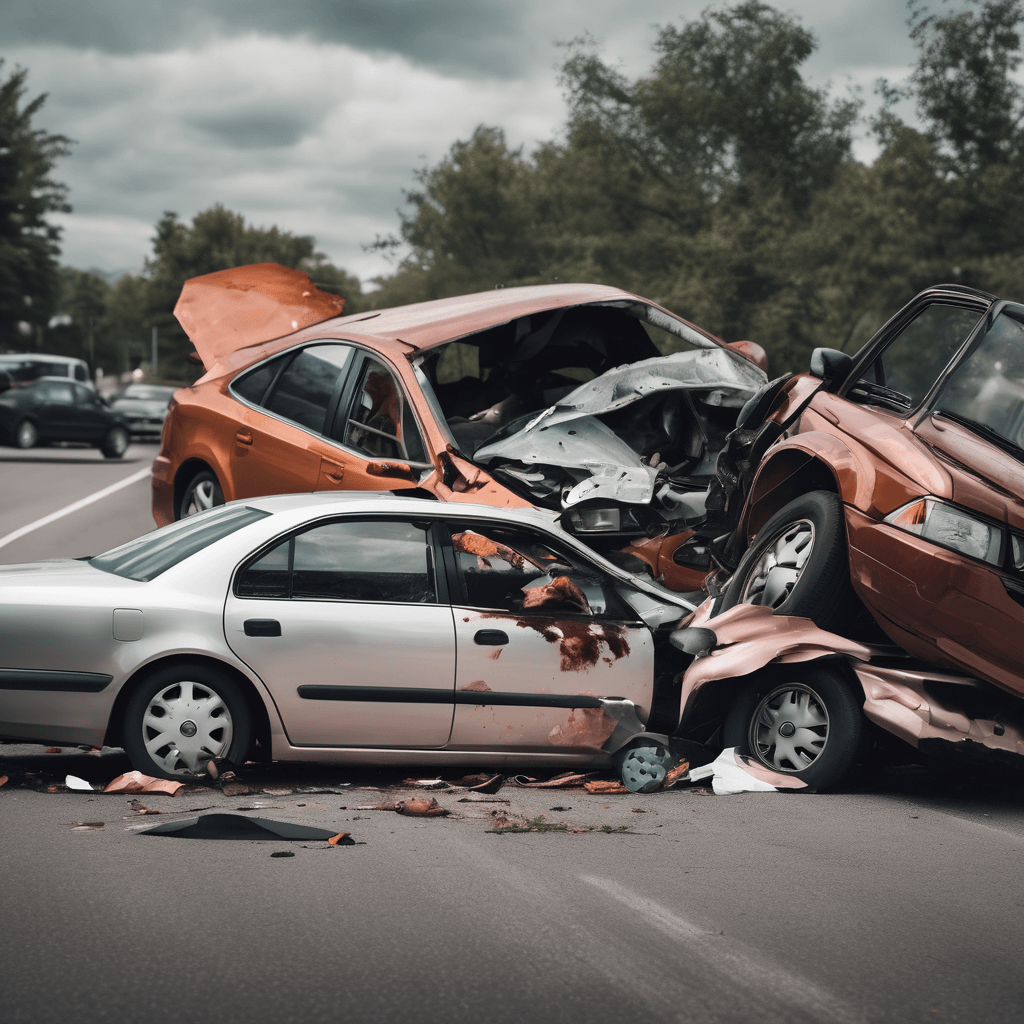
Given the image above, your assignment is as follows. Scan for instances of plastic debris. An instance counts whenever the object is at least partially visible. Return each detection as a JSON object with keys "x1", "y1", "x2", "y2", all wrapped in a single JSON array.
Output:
[
  {"x1": 65, "y1": 775, "x2": 95, "y2": 792},
  {"x1": 511, "y1": 771, "x2": 598, "y2": 789},
  {"x1": 395, "y1": 797, "x2": 449, "y2": 817},
  {"x1": 687, "y1": 748, "x2": 809, "y2": 795},
  {"x1": 467, "y1": 773, "x2": 503, "y2": 794},
  {"x1": 617, "y1": 742, "x2": 675, "y2": 793},
  {"x1": 69, "y1": 822, "x2": 104, "y2": 831},
  {"x1": 584, "y1": 780, "x2": 629, "y2": 794},
  {"x1": 103, "y1": 771, "x2": 185, "y2": 796},
  {"x1": 401, "y1": 777, "x2": 449, "y2": 790},
  {"x1": 328, "y1": 833, "x2": 355, "y2": 846},
  {"x1": 662, "y1": 762, "x2": 691, "y2": 789},
  {"x1": 139, "y1": 814, "x2": 347, "y2": 840}
]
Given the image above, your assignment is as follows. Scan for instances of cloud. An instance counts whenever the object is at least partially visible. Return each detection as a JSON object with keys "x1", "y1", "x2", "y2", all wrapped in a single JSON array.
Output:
[{"x1": 9, "y1": 35, "x2": 566, "y2": 279}]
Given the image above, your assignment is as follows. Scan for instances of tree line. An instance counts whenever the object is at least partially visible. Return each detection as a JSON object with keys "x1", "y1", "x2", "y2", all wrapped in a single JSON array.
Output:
[{"x1": 1, "y1": 0, "x2": 1022, "y2": 382}]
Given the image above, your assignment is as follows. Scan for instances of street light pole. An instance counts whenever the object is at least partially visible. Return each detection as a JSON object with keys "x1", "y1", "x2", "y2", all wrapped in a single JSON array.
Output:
[{"x1": 151, "y1": 326, "x2": 158, "y2": 379}]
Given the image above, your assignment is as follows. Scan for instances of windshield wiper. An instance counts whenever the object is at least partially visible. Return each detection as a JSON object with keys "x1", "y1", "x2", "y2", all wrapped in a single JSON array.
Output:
[{"x1": 932, "y1": 409, "x2": 1024, "y2": 462}]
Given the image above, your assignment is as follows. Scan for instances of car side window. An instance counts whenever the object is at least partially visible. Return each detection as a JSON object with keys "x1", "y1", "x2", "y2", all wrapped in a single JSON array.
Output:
[
  {"x1": 260, "y1": 344, "x2": 355, "y2": 433},
  {"x1": 235, "y1": 518, "x2": 437, "y2": 604},
  {"x1": 850, "y1": 304, "x2": 983, "y2": 411},
  {"x1": 336, "y1": 358, "x2": 427, "y2": 463},
  {"x1": 445, "y1": 523, "x2": 630, "y2": 618},
  {"x1": 72, "y1": 384, "x2": 93, "y2": 404},
  {"x1": 40, "y1": 382, "x2": 74, "y2": 404}
]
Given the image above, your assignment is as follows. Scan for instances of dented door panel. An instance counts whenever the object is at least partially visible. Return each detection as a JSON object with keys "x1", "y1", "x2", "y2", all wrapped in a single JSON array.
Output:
[{"x1": 447, "y1": 608, "x2": 653, "y2": 753}]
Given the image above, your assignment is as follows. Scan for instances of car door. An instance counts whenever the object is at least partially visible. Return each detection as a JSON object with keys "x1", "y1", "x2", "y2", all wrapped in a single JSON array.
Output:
[
  {"x1": 224, "y1": 515, "x2": 456, "y2": 747},
  {"x1": 320, "y1": 354, "x2": 433, "y2": 489},
  {"x1": 439, "y1": 519, "x2": 655, "y2": 754},
  {"x1": 228, "y1": 343, "x2": 358, "y2": 500},
  {"x1": 34, "y1": 380, "x2": 76, "y2": 440},
  {"x1": 70, "y1": 383, "x2": 111, "y2": 442}
]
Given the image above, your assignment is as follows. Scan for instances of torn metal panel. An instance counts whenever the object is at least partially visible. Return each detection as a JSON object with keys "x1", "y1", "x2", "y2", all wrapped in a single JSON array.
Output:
[
  {"x1": 174, "y1": 263, "x2": 345, "y2": 370},
  {"x1": 855, "y1": 664, "x2": 1024, "y2": 759}
]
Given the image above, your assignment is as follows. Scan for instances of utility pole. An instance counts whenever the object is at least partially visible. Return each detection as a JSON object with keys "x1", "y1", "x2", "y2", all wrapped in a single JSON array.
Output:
[{"x1": 151, "y1": 326, "x2": 158, "y2": 379}]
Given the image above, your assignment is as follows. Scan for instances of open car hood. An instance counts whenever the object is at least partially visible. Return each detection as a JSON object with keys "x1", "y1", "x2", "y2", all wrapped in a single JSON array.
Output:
[
  {"x1": 474, "y1": 349, "x2": 766, "y2": 506},
  {"x1": 173, "y1": 263, "x2": 346, "y2": 369}
]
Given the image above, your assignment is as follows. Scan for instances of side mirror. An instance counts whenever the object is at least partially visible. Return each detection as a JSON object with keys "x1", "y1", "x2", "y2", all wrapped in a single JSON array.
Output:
[{"x1": 810, "y1": 348, "x2": 852, "y2": 386}]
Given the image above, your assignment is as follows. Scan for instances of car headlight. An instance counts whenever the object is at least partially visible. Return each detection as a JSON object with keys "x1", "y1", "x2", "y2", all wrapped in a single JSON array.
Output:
[
  {"x1": 885, "y1": 498, "x2": 1004, "y2": 566},
  {"x1": 566, "y1": 507, "x2": 622, "y2": 532}
]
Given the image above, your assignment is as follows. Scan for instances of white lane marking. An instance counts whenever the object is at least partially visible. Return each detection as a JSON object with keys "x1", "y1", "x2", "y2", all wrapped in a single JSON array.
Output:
[
  {"x1": 0, "y1": 466, "x2": 152, "y2": 552},
  {"x1": 582, "y1": 875, "x2": 863, "y2": 1024}
]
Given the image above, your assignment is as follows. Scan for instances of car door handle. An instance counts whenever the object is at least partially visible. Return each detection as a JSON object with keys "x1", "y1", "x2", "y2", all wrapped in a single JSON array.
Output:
[
  {"x1": 474, "y1": 629, "x2": 508, "y2": 646},
  {"x1": 235, "y1": 430, "x2": 253, "y2": 445},
  {"x1": 244, "y1": 618, "x2": 281, "y2": 637}
]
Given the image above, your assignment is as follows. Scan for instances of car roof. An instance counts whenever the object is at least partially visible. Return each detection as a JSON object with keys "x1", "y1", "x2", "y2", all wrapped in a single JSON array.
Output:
[{"x1": 175, "y1": 263, "x2": 726, "y2": 374}]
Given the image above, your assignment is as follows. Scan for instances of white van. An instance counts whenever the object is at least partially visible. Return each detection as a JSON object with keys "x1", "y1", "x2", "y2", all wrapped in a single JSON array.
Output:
[{"x1": 0, "y1": 353, "x2": 93, "y2": 388}]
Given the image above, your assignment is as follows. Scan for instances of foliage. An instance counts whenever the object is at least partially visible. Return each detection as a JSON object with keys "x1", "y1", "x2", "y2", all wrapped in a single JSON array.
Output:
[
  {"x1": 372, "y1": 0, "x2": 1024, "y2": 374},
  {"x1": 0, "y1": 61, "x2": 72, "y2": 351}
]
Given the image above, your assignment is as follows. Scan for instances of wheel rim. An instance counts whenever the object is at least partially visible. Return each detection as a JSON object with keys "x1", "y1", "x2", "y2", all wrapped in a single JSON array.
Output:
[
  {"x1": 184, "y1": 478, "x2": 219, "y2": 516},
  {"x1": 141, "y1": 680, "x2": 233, "y2": 775},
  {"x1": 749, "y1": 683, "x2": 829, "y2": 773},
  {"x1": 109, "y1": 428, "x2": 128, "y2": 455},
  {"x1": 739, "y1": 519, "x2": 814, "y2": 608},
  {"x1": 16, "y1": 421, "x2": 36, "y2": 448}
]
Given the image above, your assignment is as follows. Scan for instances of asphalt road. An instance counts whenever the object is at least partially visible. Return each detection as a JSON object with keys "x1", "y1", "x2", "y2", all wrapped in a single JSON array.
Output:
[{"x1": 2, "y1": 441, "x2": 1024, "y2": 1023}]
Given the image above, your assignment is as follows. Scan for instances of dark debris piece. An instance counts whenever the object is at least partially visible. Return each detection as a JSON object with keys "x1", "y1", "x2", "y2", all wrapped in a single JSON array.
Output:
[{"x1": 139, "y1": 814, "x2": 344, "y2": 840}]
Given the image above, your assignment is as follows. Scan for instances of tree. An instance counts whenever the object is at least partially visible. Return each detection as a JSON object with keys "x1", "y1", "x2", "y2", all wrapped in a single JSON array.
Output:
[
  {"x1": 0, "y1": 61, "x2": 72, "y2": 351},
  {"x1": 141, "y1": 204, "x2": 362, "y2": 380}
]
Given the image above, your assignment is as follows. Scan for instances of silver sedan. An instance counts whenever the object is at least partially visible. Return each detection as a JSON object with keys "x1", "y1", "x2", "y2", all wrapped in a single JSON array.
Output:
[{"x1": 0, "y1": 493, "x2": 693, "y2": 778}]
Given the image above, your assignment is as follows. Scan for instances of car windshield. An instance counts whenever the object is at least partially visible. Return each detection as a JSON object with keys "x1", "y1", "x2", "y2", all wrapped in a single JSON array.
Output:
[
  {"x1": 89, "y1": 506, "x2": 270, "y2": 581},
  {"x1": 930, "y1": 310, "x2": 1024, "y2": 456}
]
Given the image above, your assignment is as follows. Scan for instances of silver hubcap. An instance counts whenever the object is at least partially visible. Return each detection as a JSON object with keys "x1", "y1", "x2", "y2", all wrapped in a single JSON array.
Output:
[
  {"x1": 740, "y1": 519, "x2": 814, "y2": 608},
  {"x1": 142, "y1": 680, "x2": 233, "y2": 775},
  {"x1": 109, "y1": 429, "x2": 127, "y2": 454},
  {"x1": 16, "y1": 421, "x2": 36, "y2": 448},
  {"x1": 185, "y1": 479, "x2": 219, "y2": 516},
  {"x1": 750, "y1": 684, "x2": 828, "y2": 773}
]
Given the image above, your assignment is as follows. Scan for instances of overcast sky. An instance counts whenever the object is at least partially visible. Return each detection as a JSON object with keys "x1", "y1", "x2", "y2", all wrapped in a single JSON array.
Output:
[{"x1": 3, "y1": 0, "x2": 929, "y2": 284}]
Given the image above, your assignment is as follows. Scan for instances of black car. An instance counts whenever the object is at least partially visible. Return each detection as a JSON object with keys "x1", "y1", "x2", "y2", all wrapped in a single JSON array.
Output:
[{"x1": 0, "y1": 376, "x2": 130, "y2": 458}]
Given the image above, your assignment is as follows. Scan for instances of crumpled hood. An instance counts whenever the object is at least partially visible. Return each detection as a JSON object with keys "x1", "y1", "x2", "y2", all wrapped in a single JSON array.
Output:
[
  {"x1": 174, "y1": 263, "x2": 346, "y2": 369},
  {"x1": 475, "y1": 348, "x2": 766, "y2": 506}
]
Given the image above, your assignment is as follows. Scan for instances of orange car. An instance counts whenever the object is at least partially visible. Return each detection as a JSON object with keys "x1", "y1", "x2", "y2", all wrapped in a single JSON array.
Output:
[{"x1": 152, "y1": 264, "x2": 767, "y2": 592}]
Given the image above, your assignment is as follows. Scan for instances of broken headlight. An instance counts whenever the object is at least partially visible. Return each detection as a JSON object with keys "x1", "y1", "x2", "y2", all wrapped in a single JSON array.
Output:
[
  {"x1": 566, "y1": 507, "x2": 623, "y2": 532},
  {"x1": 884, "y1": 498, "x2": 1004, "y2": 566}
]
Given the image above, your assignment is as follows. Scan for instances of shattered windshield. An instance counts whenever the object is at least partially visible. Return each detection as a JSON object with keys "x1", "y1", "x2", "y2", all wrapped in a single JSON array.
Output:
[{"x1": 930, "y1": 310, "x2": 1024, "y2": 455}]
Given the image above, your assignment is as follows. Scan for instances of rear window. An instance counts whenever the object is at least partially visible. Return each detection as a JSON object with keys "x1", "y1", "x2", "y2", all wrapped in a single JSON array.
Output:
[{"x1": 90, "y1": 506, "x2": 270, "y2": 581}]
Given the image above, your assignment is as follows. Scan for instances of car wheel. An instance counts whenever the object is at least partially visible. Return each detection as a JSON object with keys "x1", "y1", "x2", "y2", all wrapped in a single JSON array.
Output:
[
  {"x1": 14, "y1": 419, "x2": 38, "y2": 449},
  {"x1": 719, "y1": 490, "x2": 855, "y2": 631},
  {"x1": 123, "y1": 664, "x2": 253, "y2": 779},
  {"x1": 100, "y1": 425, "x2": 129, "y2": 459},
  {"x1": 722, "y1": 665, "x2": 863, "y2": 789},
  {"x1": 179, "y1": 469, "x2": 224, "y2": 518}
]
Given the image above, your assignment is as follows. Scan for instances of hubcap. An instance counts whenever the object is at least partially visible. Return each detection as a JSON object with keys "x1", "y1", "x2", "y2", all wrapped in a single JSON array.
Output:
[
  {"x1": 16, "y1": 421, "x2": 36, "y2": 448},
  {"x1": 740, "y1": 520, "x2": 814, "y2": 608},
  {"x1": 141, "y1": 680, "x2": 233, "y2": 775},
  {"x1": 749, "y1": 683, "x2": 829, "y2": 773},
  {"x1": 110, "y1": 429, "x2": 127, "y2": 454},
  {"x1": 185, "y1": 479, "x2": 219, "y2": 516}
]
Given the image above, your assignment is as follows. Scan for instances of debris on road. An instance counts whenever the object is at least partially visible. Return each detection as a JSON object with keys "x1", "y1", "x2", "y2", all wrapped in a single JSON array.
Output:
[
  {"x1": 466, "y1": 773, "x2": 503, "y2": 794},
  {"x1": 401, "y1": 777, "x2": 449, "y2": 790},
  {"x1": 69, "y1": 822, "x2": 104, "y2": 831},
  {"x1": 510, "y1": 771, "x2": 599, "y2": 789},
  {"x1": 584, "y1": 780, "x2": 629, "y2": 794},
  {"x1": 127, "y1": 799, "x2": 162, "y2": 815},
  {"x1": 139, "y1": 813, "x2": 349, "y2": 840},
  {"x1": 65, "y1": 775, "x2": 95, "y2": 792},
  {"x1": 328, "y1": 833, "x2": 355, "y2": 846},
  {"x1": 103, "y1": 771, "x2": 185, "y2": 796},
  {"x1": 686, "y1": 748, "x2": 808, "y2": 795},
  {"x1": 395, "y1": 797, "x2": 449, "y2": 817}
]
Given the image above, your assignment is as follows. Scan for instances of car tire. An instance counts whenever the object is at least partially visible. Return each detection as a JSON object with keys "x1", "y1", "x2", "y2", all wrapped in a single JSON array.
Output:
[
  {"x1": 123, "y1": 664, "x2": 254, "y2": 779},
  {"x1": 722, "y1": 665, "x2": 863, "y2": 789},
  {"x1": 14, "y1": 419, "x2": 38, "y2": 449},
  {"x1": 719, "y1": 490, "x2": 856, "y2": 632},
  {"x1": 179, "y1": 468, "x2": 224, "y2": 518},
  {"x1": 100, "y1": 425, "x2": 129, "y2": 459}
]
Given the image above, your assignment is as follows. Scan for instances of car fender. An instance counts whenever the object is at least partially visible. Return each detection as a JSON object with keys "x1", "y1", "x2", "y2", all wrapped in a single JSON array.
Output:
[{"x1": 677, "y1": 604, "x2": 873, "y2": 720}]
